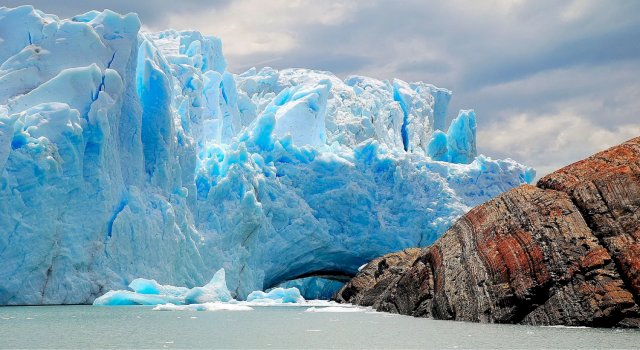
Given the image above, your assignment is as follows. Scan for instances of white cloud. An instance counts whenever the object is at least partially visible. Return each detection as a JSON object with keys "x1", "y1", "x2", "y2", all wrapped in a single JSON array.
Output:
[
  {"x1": 560, "y1": 0, "x2": 595, "y2": 22},
  {"x1": 478, "y1": 112, "x2": 640, "y2": 178},
  {"x1": 165, "y1": 0, "x2": 363, "y2": 58}
]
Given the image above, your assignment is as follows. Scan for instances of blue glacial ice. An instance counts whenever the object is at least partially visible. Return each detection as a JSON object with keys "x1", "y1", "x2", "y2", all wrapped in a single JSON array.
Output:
[
  {"x1": 246, "y1": 287, "x2": 305, "y2": 304},
  {"x1": 427, "y1": 109, "x2": 477, "y2": 164},
  {"x1": 275, "y1": 277, "x2": 345, "y2": 300},
  {"x1": 93, "y1": 269, "x2": 231, "y2": 306},
  {"x1": 0, "y1": 6, "x2": 535, "y2": 305},
  {"x1": 94, "y1": 269, "x2": 305, "y2": 307}
]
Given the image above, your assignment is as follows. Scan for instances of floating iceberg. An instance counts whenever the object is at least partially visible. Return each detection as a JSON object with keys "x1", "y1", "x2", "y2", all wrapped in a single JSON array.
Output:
[
  {"x1": 93, "y1": 290, "x2": 182, "y2": 306},
  {"x1": 93, "y1": 269, "x2": 232, "y2": 306},
  {"x1": 246, "y1": 287, "x2": 305, "y2": 304},
  {"x1": 305, "y1": 306, "x2": 370, "y2": 313},
  {"x1": 0, "y1": 6, "x2": 534, "y2": 305},
  {"x1": 95, "y1": 270, "x2": 306, "y2": 308}
]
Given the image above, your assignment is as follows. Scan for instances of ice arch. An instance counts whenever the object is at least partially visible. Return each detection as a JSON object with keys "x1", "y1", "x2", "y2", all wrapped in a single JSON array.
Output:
[{"x1": 266, "y1": 270, "x2": 354, "y2": 291}]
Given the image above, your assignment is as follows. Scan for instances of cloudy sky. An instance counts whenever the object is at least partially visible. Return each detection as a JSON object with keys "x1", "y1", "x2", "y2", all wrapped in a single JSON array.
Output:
[{"x1": 6, "y1": 0, "x2": 640, "y2": 177}]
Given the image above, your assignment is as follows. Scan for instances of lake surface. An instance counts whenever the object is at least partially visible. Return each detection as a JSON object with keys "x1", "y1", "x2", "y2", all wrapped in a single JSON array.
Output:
[{"x1": 1, "y1": 305, "x2": 639, "y2": 349}]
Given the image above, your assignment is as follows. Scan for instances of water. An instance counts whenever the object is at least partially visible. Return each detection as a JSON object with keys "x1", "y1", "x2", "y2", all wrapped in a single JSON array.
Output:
[{"x1": 1, "y1": 305, "x2": 639, "y2": 349}]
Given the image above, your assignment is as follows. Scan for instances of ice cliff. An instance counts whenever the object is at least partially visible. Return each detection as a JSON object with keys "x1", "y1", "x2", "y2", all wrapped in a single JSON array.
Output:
[{"x1": 0, "y1": 6, "x2": 534, "y2": 305}]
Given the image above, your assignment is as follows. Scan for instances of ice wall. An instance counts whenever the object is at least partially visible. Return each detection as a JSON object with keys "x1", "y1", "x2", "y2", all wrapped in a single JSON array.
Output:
[
  {"x1": 0, "y1": 6, "x2": 534, "y2": 304},
  {"x1": 0, "y1": 6, "x2": 209, "y2": 304}
]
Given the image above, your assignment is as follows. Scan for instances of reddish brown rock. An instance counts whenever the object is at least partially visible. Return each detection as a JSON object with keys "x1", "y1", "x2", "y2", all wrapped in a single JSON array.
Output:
[
  {"x1": 538, "y1": 136, "x2": 640, "y2": 300},
  {"x1": 335, "y1": 137, "x2": 640, "y2": 328}
]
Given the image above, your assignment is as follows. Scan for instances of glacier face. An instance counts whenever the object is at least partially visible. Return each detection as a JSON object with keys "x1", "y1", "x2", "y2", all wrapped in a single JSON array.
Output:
[{"x1": 0, "y1": 6, "x2": 534, "y2": 305}]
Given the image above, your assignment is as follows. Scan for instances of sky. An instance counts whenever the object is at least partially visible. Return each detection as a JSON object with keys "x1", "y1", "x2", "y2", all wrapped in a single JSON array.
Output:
[{"x1": 5, "y1": 0, "x2": 640, "y2": 177}]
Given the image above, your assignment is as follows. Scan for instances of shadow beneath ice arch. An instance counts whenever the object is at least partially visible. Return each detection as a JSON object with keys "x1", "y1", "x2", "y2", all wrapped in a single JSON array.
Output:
[{"x1": 264, "y1": 270, "x2": 354, "y2": 291}]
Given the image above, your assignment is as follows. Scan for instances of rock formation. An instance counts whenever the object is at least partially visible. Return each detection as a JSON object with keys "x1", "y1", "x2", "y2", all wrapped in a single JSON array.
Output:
[{"x1": 335, "y1": 136, "x2": 640, "y2": 327}]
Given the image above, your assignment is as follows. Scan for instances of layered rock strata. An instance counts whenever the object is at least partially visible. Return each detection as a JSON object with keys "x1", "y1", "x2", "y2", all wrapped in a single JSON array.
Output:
[{"x1": 335, "y1": 137, "x2": 640, "y2": 327}]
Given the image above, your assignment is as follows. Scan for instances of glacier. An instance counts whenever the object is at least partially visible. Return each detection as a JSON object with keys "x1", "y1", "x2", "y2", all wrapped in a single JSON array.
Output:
[{"x1": 0, "y1": 6, "x2": 534, "y2": 305}]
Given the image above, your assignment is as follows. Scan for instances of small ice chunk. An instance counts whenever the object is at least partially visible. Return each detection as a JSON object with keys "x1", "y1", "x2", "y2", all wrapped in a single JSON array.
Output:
[
  {"x1": 153, "y1": 303, "x2": 253, "y2": 311},
  {"x1": 93, "y1": 290, "x2": 182, "y2": 306},
  {"x1": 246, "y1": 287, "x2": 305, "y2": 303},
  {"x1": 305, "y1": 306, "x2": 368, "y2": 313}
]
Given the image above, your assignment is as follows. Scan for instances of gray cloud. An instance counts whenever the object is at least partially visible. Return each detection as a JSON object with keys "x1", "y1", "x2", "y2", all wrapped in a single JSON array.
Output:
[
  {"x1": 232, "y1": 52, "x2": 373, "y2": 76},
  {"x1": 2, "y1": 0, "x2": 230, "y2": 26},
  {"x1": 3, "y1": 1, "x2": 640, "y2": 177}
]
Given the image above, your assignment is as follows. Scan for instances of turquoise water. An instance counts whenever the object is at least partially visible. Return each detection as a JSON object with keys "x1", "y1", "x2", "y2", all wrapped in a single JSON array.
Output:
[{"x1": 1, "y1": 305, "x2": 639, "y2": 349}]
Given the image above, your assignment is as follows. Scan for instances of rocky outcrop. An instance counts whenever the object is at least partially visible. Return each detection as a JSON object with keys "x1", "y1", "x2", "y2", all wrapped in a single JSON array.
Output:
[
  {"x1": 537, "y1": 138, "x2": 640, "y2": 302},
  {"x1": 334, "y1": 248, "x2": 429, "y2": 313},
  {"x1": 335, "y1": 137, "x2": 640, "y2": 327}
]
